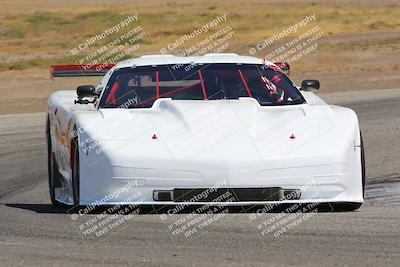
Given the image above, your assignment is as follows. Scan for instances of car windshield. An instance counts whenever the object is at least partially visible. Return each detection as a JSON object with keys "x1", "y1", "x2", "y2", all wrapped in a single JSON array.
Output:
[{"x1": 99, "y1": 63, "x2": 306, "y2": 108}]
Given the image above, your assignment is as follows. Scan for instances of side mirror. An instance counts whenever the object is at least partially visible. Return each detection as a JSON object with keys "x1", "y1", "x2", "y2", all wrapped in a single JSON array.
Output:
[
  {"x1": 300, "y1": 80, "x2": 320, "y2": 92},
  {"x1": 75, "y1": 85, "x2": 99, "y2": 104},
  {"x1": 77, "y1": 85, "x2": 97, "y2": 98}
]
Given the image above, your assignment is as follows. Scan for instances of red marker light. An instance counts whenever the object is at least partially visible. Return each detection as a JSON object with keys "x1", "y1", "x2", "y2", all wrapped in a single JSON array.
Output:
[
  {"x1": 152, "y1": 134, "x2": 158, "y2": 140},
  {"x1": 290, "y1": 134, "x2": 295, "y2": 139}
]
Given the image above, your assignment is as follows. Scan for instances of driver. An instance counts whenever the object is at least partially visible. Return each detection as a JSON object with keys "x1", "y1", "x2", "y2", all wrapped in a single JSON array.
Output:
[{"x1": 260, "y1": 75, "x2": 285, "y2": 103}]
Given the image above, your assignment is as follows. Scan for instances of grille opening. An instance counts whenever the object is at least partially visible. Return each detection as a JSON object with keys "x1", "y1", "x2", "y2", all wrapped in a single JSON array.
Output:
[{"x1": 153, "y1": 188, "x2": 302, "y2": 202}]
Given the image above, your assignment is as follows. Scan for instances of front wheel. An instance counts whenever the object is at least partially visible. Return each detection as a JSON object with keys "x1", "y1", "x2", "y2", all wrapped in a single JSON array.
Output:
[
  {"x1": 47, "y1": 117, "x2": 64, "y2": 207},
  {"x1": 49, "y1": 143, "x2": 80, "y2": 207},
  {"x1": 360, "y1": 132, "x2": 366, "y2": 198},
  {"x1": 71, "y1": 137, "x2": 80, "y2": 205}
]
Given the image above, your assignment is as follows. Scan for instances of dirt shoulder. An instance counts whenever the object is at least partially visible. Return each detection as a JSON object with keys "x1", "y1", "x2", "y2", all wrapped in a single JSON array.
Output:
[{"x1": 0, "y1": 69, "x2": 100, "y2": 114}]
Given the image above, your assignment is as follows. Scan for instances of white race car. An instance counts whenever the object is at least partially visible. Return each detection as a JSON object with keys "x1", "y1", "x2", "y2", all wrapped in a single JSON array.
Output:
[{"x1": 47, "y1": 53, "x2": 365, "y2": 211}]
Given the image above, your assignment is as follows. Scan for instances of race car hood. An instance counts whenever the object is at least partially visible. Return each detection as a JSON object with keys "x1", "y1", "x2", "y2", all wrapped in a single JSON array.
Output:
[{"x1": 74, "y1": 98, "x2": 360, "y2": 170}]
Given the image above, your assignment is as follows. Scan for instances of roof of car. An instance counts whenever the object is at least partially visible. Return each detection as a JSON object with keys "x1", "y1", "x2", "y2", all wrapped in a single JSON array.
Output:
[{"x1": 114, "y1": 53, "x2": 273, "y2": 69}]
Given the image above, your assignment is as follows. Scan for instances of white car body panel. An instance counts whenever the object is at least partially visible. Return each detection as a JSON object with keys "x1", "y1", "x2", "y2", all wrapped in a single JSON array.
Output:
[{"x1": 47, "y1": 54, "x2": 363, "y2": 206}]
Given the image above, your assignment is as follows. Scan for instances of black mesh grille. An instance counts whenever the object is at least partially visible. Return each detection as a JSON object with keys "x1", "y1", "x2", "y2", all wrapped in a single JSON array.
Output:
[{"x1": 173, "y1": 187, "x2": 281, "y2": 202}]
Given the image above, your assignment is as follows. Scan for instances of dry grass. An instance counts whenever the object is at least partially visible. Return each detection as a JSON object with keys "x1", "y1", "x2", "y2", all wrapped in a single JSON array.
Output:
[{"x1": 0, "y1": 0, "x2": 399, "y2": 71}]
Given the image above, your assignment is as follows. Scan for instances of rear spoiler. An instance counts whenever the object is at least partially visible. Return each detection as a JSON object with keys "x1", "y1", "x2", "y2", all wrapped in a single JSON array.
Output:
[
  {"x1": 273, "y1": 62, "x2": 290, "y2": 75},
  {"x1": 49, "y1": 61, "x2": 289, "y2": 78},
  {"x1": 50, "y1": 64, "x2": 115, "y2": 79}
]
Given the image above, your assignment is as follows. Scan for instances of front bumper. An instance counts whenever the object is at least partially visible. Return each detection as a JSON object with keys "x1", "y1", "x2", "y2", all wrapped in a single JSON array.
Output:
[{"x1": 79, "y1": 161, "x2": 364, "y2": 206}]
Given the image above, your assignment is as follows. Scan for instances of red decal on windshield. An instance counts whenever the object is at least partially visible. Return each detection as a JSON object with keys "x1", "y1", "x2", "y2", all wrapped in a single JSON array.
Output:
[
  {"x1": 106, "y1": 82, "x2": 119, "y2": 105},
  {"x1": 198, "y1": 70, "x2": 208, "y2": 99},
  {"x1": 156, "y1": 71, "x2": 160, "y2": 99},
  {"x1": 237, "y1": 70, "x2": 252, "y2": 97}
]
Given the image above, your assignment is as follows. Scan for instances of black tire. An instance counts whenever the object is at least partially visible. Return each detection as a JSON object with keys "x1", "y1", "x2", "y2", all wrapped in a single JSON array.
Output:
[
  {"x1": 71, "y1": 137, "x2": 80, "y2": 205},
  {"x1": 47, "y1": 116, "x2": 64, "y2": 207},
  {"x1": 360, "y1": 132, "x2": 366, "y2": 198}
]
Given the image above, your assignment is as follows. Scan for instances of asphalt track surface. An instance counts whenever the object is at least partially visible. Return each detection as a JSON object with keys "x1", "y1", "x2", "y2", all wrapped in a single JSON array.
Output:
[{"x1": 0, "y1": 89, "x2": 399, "y2": 266}]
